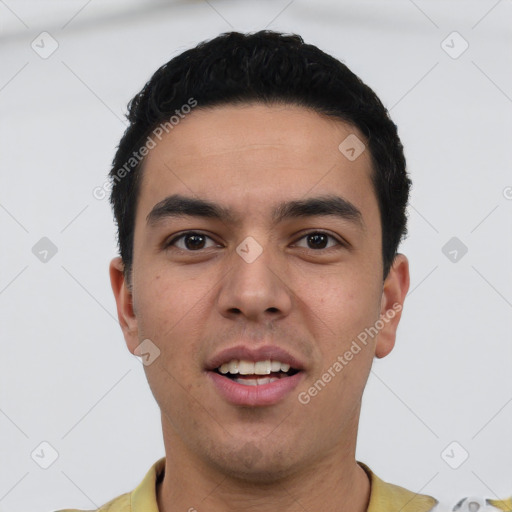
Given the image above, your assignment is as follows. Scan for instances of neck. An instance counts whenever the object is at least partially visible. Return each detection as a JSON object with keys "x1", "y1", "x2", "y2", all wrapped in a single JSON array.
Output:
[{"x1": 156, "y1": 420, "x2": 371, "y2": 512}]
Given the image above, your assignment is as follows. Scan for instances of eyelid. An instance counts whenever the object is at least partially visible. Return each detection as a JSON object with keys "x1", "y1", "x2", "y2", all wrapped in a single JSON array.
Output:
[
  {"x1": 164, "y1": 229, "x2": 346, "y2": 251},
  {"x1": 164, "y1": 231, "x2": 221, "y2": 250},
  {"x1": 292, "y1": 230, "x2": 345, "y2": 249}
]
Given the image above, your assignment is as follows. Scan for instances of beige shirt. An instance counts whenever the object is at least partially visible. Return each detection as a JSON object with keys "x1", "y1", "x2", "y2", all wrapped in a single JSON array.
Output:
[{"x1": 57, "y1": 457, "x2": 511, "y2": 512}]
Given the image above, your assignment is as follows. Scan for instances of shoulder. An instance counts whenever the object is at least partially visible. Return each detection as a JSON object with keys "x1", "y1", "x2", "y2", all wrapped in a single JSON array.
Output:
[
  {"x1": 357, "y1": 461, "x2": 438, "y2": 512},
  {"x1": 357, "y1": 462, "x2": 512, "y2": 512},
  {"x1": 53, "y1": 457, "x2": 165, "y2": 512}
]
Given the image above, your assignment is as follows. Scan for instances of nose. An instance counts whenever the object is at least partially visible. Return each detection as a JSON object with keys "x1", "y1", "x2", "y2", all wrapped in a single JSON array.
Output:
[{"x1": 216, "y1": 240, "x2": 293, "y2": 324}]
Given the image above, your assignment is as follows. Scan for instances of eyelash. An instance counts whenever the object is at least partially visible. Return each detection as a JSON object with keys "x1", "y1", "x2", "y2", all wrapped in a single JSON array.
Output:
[{"x1": 164, "y1": 230, "x2": 344, "y2": 251}]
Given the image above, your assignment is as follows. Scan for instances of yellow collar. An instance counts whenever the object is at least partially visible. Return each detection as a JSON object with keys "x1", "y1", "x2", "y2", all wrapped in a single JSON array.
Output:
[
  {"x1": 357, "y1": 461, "x2": 438, "y2": 512},
  {"x1": 58, "y1": 457, "x2": 511, "y2": 511},
  {"x1": 128, "y1": 457, "x2": 439, "y2": 512}
]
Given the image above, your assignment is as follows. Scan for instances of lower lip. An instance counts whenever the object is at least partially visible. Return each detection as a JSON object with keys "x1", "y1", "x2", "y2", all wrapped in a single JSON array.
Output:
[{"x1": 207, "y1": 371, "x2": 304, "y2": 406}]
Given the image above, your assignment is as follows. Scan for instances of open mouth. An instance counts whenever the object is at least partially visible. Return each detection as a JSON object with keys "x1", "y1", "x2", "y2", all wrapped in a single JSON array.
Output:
[{"x1": 214, "y1": 359, "x2": 300, "y2": 386}]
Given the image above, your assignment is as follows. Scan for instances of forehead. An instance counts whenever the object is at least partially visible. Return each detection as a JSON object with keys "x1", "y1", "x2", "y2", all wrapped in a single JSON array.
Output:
[
  {"x1": 136, "y1": 103, "x2": 378, "y2": 230},
  {"x1": 144, "y1": 103, "x2": 365, "y2": 165}
]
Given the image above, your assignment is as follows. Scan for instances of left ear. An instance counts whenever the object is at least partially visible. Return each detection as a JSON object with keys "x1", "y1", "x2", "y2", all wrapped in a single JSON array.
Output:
[{"x1": 374, "y1": 253, "x2": 410, "y2": 359}]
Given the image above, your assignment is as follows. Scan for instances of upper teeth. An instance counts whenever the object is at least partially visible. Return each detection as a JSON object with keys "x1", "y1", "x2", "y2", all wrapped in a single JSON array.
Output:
[{"x1": 218, "y1": 360, "x2": 291, "y2": 375}]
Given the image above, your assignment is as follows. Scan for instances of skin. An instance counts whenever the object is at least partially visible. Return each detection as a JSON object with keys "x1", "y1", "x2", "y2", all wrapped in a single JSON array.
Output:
[{"x1": 110, "y1": 103, "x2": 410, "y2": 512}]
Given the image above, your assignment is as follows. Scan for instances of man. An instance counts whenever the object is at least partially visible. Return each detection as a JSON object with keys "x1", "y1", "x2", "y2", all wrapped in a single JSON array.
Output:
[{"x1": 59, "y1": 30, "x2": 511, "y2": 512}]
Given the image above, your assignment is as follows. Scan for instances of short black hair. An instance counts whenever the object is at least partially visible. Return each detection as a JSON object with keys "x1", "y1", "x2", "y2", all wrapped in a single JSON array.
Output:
[{"x1": 109, "y1": 30, "x2": 410, "y2": 284}]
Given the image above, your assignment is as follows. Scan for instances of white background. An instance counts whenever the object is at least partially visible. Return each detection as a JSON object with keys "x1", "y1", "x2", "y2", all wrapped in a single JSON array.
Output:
[{"x1": 1, "y1": 1, "x2": 511, "y2": 511}]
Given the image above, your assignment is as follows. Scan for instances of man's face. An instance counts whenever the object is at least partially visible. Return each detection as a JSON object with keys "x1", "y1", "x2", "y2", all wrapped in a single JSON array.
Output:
[{"x1": 110, "y1": 103, "x2": 409, "y2": 480}]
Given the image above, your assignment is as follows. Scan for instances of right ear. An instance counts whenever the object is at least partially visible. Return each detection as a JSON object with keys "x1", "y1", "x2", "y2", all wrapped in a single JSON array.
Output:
[{"x1": 109, "y1": 257, "x2": 139, "y2": 354}]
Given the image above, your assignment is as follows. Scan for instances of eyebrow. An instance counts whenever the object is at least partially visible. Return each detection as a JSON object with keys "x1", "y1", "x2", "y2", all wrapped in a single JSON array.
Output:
[{"x1": 146, "y1": 194, "x2": 365, "y2": 230}]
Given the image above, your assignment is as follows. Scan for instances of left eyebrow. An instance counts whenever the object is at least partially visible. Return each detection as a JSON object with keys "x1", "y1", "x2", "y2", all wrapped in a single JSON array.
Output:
[
  {"x1": 146, "y1": 193, "x2": 365, "y2": 231},
  {"x1": 271, "y1": 195, "x2": 365, "y2": 231}
]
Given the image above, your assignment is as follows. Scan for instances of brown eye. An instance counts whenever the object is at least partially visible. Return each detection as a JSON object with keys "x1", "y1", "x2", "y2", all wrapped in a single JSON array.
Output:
[
  {"x1": 183, "y1": 234, "x2": 206, "y2": 250},
  {"x1": 294, "y1": 231, "x2": 341, "y2": 250},
  {"x1": 167, "y1": 232, "x2": 219, "y2": 251}
]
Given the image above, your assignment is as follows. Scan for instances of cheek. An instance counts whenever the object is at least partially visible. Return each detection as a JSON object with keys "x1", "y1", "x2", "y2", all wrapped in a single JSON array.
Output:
[
  {"x1": 133, "y1": 268, "x2": 196, "y2": 348},
  {"x1": 298, "y1": 269, "x2": 381, "y2": 339},
  {"x1": 133, "y1": 266, "x2": 216, "y2": 378}
]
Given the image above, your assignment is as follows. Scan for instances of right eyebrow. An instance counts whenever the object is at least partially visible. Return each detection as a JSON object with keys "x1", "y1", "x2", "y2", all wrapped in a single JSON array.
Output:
[{"x1": 146, "y1": 195, "x2": 237, "y2": 227}]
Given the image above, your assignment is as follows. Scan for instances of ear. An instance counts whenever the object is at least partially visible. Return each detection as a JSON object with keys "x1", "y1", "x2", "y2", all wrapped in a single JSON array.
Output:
[
  {"x1": 109, "y1": 257, "x2": 139, "y2": 354},
  {"x1": 374, "y1": 253, "x2": 410, "y2": 359}
]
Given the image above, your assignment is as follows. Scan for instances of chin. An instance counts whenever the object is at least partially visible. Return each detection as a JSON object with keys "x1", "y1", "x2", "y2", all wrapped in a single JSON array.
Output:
[{"x1": 204, "y1": 441, "x2": 304, "y2": 484}]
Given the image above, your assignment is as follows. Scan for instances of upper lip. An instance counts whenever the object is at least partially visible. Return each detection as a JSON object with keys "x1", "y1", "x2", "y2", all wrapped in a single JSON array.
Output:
[{"x1": 205, "y1": 345, "x2": 306, "y2": 371}]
